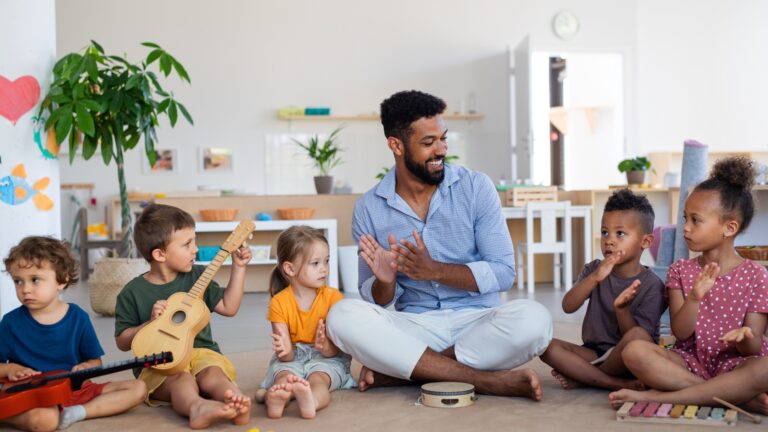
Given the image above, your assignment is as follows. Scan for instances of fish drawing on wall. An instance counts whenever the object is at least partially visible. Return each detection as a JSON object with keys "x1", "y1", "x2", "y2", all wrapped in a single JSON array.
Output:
[
  {"x1": 32, "y1": 116, "x2": 60, "y2": 159},
  {"x1": 0, "y1": 164, "x2": 54, "y2": 211}
]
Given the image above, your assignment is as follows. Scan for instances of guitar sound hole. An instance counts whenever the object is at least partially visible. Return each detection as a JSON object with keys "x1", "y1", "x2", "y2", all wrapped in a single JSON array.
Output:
[{"x1": 171, "y1": 311, "x2": 186, "y2": 324}]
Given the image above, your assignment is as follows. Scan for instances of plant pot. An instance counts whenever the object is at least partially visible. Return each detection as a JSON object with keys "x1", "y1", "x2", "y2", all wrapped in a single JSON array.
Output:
[
  {"x1": 89, "y1": 257, "x2": 149, "y2": 316},
  {"x1": 626, "y1": 170, "x2": 646, "y2": 185},
  {"x1": 314, "y1": 175, "x2": 334, "y2": 194}
]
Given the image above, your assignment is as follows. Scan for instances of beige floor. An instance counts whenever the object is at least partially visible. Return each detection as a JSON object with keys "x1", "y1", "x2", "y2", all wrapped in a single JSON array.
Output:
[{"x1": 26, "y1": 283, "x2": 761, "y2": 431}]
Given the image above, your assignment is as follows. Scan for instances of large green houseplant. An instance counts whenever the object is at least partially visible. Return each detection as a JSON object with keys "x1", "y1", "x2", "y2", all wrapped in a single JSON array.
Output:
[
  {"x1": 293, "y1": 125, "x2": 344, "y2": 194},
  {"x1": 38, "y1": 40, "x2": 193, "y2": 256}
]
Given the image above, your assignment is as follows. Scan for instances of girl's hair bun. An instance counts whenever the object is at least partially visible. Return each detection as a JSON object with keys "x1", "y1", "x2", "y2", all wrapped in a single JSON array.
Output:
[{"x1": 710, "y1": 156, "x2": 755, "y2": 190}]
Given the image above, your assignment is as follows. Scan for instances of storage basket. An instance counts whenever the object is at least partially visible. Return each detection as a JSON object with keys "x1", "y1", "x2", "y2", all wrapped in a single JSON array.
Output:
[
  {"x1": 736, "y1": 246, "x2": 768, "y2": 261},
  {"x1": 199, "y1": 208, "x2": 238, "y2": 221},
  {"x1": 89, "y1": 258, "x2": 149, "y2": 316},
  {"x1": 277, "y1": 207, "x2": 315, "y2": 220},
  {"x1": 499, "y1": 186, "x2": 558, "y2": 207}
]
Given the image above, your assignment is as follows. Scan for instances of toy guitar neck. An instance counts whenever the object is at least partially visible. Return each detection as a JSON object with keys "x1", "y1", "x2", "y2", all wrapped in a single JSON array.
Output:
[
  {"x1": 131, "y1": 220, "x2": 255, "y2": 375},
  {"x1": 0, "y1": 352, "x2": 172, "y2": 420}
]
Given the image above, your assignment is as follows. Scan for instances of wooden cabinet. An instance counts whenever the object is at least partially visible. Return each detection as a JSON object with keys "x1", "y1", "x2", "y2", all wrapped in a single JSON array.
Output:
[{"x1": 194, "y1": 219, "x2": 338, "y2": 293}]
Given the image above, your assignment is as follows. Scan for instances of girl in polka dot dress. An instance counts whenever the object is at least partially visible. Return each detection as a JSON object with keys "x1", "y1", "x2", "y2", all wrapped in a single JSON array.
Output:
[{"x1": 609, "y1": 157, "x2": 768, "y2": 415}]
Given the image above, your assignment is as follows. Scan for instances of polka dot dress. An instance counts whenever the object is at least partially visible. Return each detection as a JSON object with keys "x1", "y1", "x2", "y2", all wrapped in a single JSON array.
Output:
[{"x1": 667, "y1": 258, "x2": 768, "y2": 379}]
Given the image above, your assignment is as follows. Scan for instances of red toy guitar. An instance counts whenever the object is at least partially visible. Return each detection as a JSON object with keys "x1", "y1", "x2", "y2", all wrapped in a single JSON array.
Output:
[{"x1": 0, "y1": 351, "x2": 172, "y2": 420}]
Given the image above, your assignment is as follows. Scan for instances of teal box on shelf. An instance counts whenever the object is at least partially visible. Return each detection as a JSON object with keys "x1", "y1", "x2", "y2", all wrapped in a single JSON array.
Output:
[
  {"x1": 304, "y1": 107, "x2": 331, "y2": 116},
  {"x1": 197, "y1": 246, "x2": 220, "y2": 262}
]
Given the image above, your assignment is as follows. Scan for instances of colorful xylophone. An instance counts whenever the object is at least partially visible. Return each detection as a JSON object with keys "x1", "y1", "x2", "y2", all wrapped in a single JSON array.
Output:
[{"x1": 616, "y1": 401, "x2": 737, "y2": 427}]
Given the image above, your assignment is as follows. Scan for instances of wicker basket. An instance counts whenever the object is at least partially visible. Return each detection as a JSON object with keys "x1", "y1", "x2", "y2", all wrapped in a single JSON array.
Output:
[
  {"x1": 277, "y1": 207, "x2": 315, "y2": 220},
  {"x1": 736, "y1": 246, "x2": 768, "y2": 261},
  {"x1": 89, "y1": 258, "x2": 149, "y2": 316},
  {"x1": 200, "y1": 208, "x2": 239, "y2": 221}
]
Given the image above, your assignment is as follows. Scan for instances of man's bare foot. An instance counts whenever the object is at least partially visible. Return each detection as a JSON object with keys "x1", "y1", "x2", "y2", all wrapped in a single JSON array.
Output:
[
  {"x1": 475, "y1": 369, "x2": 543, "y2": 401},
  {"x1": 607, "y1": 388, "x2": 662, "y2": 409},
  {"x1": 291, "y1": 377, "x2": 317, "y2": 419},
  {"x1": 223, "y1": 388, "x2": 252, "y2": 425},
  {"x1": 189, "y1": 399, "x2": 237, "y2": 429},
  {"x1": 265, "y1": 382, "x2": 293, "y2": 419},
  {"x1": 551, "y1": 369, "x2": 582, "y2": 390},
  {"x1": 358, "y1": 366, "x2": 411, "y2": 392},
  {"x1": 742, "y1": 392, "x2": 768, "y2": 415}
]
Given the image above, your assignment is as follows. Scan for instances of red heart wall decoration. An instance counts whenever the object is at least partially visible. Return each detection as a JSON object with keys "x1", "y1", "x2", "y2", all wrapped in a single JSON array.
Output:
[{"x1": 0, "y1": 75, "x2": 41, "y2": 125}]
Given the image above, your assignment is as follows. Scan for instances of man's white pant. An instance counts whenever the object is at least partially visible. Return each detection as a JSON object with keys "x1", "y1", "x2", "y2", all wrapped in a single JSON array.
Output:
[{"x1": 326, "y1": 298, "x2": 553, "y2": 380}]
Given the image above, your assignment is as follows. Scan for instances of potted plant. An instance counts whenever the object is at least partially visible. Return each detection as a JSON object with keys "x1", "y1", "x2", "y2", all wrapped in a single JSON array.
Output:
[
  {"x1": 618, "y1": 156, "x2": 653, "y2": 185},
  {"x1": 37, "y1": 40, "x2": 193, "y2": 314},
  {"x1": 294, "y1": 125, "x2": 344, "y2": 194}
]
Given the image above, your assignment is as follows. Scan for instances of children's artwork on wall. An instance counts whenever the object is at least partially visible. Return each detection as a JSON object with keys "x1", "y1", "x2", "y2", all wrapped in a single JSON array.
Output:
[
  {"x1": 143, "y1": 149, "x2": 178, "y2": 174},
  {"x1": 0, "y1": 164, "x2": 53, "y2": 211},
  {"x1": 32, "y1": 116, "x2": 60, "y2": 159},
  {"x1": 0, "y1": 75, "x2": 40, "y2": 126},
  {"x1": 200, "y1": 147, "x2": 234, "y2": 173}
]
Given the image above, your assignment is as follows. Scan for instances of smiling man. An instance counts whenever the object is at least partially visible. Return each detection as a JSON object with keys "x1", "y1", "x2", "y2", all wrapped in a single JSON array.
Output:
[{"x1": 326, "y1": 90, "x2": 553, "y2": 400}]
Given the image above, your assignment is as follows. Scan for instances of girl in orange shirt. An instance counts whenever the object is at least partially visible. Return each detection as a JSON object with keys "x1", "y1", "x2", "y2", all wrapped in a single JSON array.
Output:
[{"x1": 260, "y1": 226, "x2": 354, "y2": 419}]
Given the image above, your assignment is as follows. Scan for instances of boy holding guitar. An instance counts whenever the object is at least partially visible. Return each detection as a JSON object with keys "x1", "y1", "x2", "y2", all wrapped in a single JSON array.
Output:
[
  {"x1": 1, "y1": 236, "x2": 146, "y2": 431},
  {"x1": 114, "y1": 204, "x2": 252, "y2": 428}
]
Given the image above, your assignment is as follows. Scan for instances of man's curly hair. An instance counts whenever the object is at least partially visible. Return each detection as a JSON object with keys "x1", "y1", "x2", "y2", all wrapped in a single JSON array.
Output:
[
  {"x1": 380, "y1": 90, "x2": 446, "y2": 143},
  {"x1": 604, "y1": 189, "x2": 655, "y2": 234}
]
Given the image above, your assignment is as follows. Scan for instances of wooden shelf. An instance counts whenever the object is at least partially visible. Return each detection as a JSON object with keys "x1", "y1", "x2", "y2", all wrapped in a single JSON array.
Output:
[{"x1": 277, "y1": 113, "x2": 484, "y2": 121}]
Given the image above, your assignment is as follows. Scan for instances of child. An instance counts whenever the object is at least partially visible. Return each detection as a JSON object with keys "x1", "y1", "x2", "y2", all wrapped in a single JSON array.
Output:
[
  {"x1": 260, "y1": 225, "x2": 355, "y2": 419},
  {"x1": 540, "y1": 189, "x2": 667, "y2": 390},
  {"x1": 114, "y1": 204, "x2": 252, "y2": 428},
  {"x1": 0, "y1": 236, "x2": 146, "y2": 431},
  {"x1": 609, "y1": 157, "x2": 768, "y2": 414}
]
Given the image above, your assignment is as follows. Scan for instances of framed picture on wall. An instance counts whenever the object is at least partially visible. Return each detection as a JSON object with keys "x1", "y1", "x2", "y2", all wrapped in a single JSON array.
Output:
[
  {"x1": 142, "y1": 148, "x2": 178, "y2": 174},
  {"x1": 199, "y1": 147, "x2": 234, "y2": 173}
]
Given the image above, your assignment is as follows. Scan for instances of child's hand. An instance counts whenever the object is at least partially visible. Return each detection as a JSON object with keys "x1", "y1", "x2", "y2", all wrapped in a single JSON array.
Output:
[
  {"x1": 71, "y1": 362, "x2": 91, "y2": 372},
  {"x1": 614, "y1": 280, "x2": 642, "y2": 310},
  {"x1": 314, "y1": 319, "x2": 328, "y2": 351},
  {"x1": 595, "y1": 251, "x2": 624, "y2": 282},
  {"x1": 7, "y1": 365, "x2": 40, "y2": 382},
  {"x1": 231, "y1": 244, "x2": 252, "y2": 268},
  {"x1": 271, "y1": 333, "x2": 291, "y2": 358},
  {"x1": 691, "y1": 262, "x2": 720, "y2": 301},
  {"x1": 151, "y1": 300, "x2": 168, "y2": 320},
  {"x1": 721, "y1": 326, "x2": 754, "y2": 345}
]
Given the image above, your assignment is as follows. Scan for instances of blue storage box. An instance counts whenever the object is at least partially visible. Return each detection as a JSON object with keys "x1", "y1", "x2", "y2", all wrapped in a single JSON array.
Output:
[{"x1": 197, "y1": 246, "x2": 220, "y2": 262}]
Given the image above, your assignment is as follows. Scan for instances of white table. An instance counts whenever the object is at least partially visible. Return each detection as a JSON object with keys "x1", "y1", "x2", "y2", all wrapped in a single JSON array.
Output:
[
  {"x1": 195, "y1": 219, "x2": 338, "y2": 288},
  {"x1": 502, "y1": 205, "x2": 592, "y2": 267}
]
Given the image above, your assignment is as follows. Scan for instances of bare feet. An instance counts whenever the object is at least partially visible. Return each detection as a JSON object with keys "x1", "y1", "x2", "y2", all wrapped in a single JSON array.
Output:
[
  {"x1": 475, "y1": 369, "x2": 543, "y2": 401},
  {"x1": 290, "y1": 376, "x2": 317, "y2": 419},
  {"x1": 188, "y1": 399, "x2": 237, "y2": 429},
  {"x1": 265, "y1": 382, "x2": 294, "y2": 419},
  {"x1": 223, "y1": 388, "x2": 252, "y2": 425},
  {"x1": 551, "y1": 370, "x2": 583, "y2": 390},
  {"x1": 742, "y1": 392, "x2": 768, "y2": 415},
  {"x1": 608, "y1": 388, "x2": 662, "y2": 409},
  {"x1": 358, "y1": 365, "x2": 411, "y2": 392}
]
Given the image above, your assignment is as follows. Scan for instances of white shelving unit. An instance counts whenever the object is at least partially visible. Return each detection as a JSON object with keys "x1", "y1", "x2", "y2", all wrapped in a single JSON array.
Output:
[{"x1": 194, "y1": 219, "x2": 338, "y2": 288}]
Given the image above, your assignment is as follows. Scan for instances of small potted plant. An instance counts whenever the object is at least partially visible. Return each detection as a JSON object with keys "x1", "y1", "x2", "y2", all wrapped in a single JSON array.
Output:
[
  {"x1": 618, "y1": 156, "x2": 654, "y2": 185},
  {"x1": 294, "y1": 125, "x2": 344, "y2": 194}
]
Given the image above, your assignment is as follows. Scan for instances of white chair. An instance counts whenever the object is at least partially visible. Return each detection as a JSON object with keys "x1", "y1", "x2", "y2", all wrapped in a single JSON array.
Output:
[{"x1": 516, "y1": 201, "x2": 572, "y2": 293}]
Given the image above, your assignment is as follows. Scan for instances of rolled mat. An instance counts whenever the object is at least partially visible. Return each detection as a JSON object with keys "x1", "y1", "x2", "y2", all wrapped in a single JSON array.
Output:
[{"x1": 673, "y1": 140, "x2": 708, "y2": 261}]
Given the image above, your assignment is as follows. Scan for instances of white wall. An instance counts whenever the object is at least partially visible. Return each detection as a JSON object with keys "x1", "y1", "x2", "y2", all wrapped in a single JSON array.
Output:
[
  {"x1": 55, "y1": 0, "x2": 640, "y2": 223},
  {"x1": 0, "y1": 0, "x2": 60, "y2": 316},
  {"x1": 637, "y1": 0, "x2": 768, "y2": 153}
]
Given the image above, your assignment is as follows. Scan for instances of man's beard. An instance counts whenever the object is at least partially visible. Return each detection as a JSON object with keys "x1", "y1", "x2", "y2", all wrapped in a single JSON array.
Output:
[{"x1": 403, "y1": 145, "x2": 445, "y2": 186}]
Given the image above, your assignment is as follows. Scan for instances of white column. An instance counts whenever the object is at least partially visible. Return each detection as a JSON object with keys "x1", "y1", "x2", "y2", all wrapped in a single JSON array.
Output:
[{"x1": 0, "y1": 0, "x2": 60, "y2": 316}]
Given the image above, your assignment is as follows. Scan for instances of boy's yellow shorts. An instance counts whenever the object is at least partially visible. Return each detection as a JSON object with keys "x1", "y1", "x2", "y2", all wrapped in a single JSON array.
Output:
[{"x1": 139, "y1": 348, "x2": 237, "y2": 406}]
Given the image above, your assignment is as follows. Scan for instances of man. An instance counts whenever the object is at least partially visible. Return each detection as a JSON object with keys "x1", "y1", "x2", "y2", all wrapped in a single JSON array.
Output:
[{"x1": 326, "y1": 90, "x2": 553, "y2": 400}]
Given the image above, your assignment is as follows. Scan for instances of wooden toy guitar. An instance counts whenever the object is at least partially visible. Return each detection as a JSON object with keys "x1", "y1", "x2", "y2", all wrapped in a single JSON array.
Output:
[
  {"x1": 0, "y1": 351, "x2": 172, "y2": 420},
  {"x1": 131, "y1": 220, "x2": 255, "y2": 374}
]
